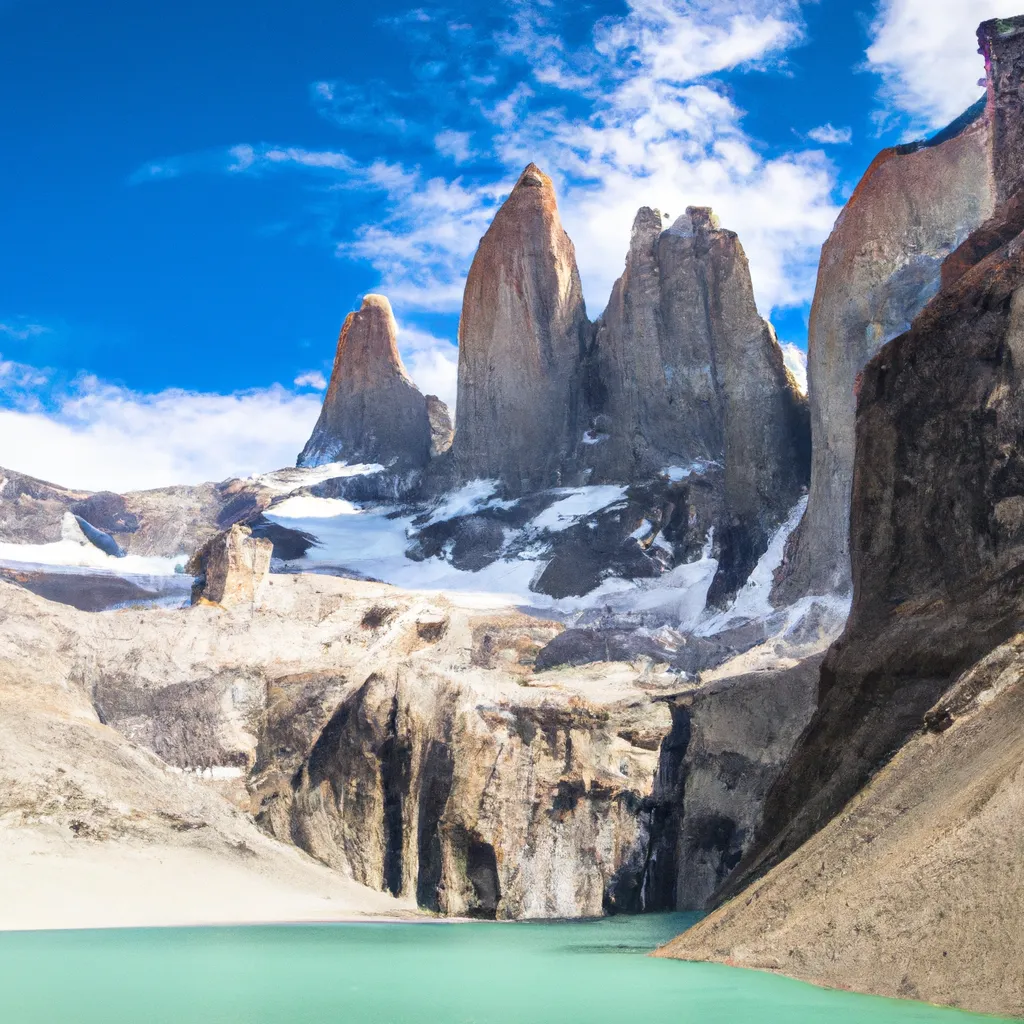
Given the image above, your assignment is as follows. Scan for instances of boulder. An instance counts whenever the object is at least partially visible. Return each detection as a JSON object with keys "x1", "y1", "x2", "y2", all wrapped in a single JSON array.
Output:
[
  {"x1": 425, "y1": 395, "x2": 454, "y2": 456},
  {"x1": 185, "y1": 524, "x2": 272, "y2": 608},
  {"x1": 298, "y1": 294, "x2": 433, "y2": 472},
  {"x1": 453, "y1": 164, "x2": 590, "y2": 492}
]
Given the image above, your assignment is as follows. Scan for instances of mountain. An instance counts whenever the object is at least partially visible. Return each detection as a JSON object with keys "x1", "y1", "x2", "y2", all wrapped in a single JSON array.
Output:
[{"x1": 297, "y1": 294, "x2": 441, "y2": 473}]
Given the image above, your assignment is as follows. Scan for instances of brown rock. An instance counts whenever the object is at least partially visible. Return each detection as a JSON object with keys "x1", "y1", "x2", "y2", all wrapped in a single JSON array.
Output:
[
  {"x1": 186, "y1": 524, "x2": 272, "y2": 608},
  {"x1": 453, "y1": 164, "x2": 590, "y2": 492},
  {"x1": 298, "y1": 295, "x2": 432, "y2": 471}
]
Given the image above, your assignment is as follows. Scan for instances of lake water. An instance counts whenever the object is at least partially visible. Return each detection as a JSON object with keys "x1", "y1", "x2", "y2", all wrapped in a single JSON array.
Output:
[{"x1": 0, "y1": 914, "x2": 1009, "y2": 1023}]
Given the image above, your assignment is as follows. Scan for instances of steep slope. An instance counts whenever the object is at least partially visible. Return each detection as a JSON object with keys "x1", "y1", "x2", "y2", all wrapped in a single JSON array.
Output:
[
  {"x1": 453, "y1": 164, "x2": 590, "y2": 492},
  {"x1": 775, "y1": 92, "x2": 994, "y2": 601},
  {"x1": 298, "y1": 294, "x2": 436, "y2": 472},
  {"x1": 658, "y1": 635, "x2": 1024, "y2": 1019}
]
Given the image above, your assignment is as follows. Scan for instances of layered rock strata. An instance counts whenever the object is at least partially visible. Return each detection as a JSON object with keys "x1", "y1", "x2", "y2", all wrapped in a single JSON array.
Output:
[
  {"x1": 776, "y1": 91, "x2": 995, "y2": 600},
  {"x1": 586, "y1": 206, "x2": 810, "y2": 602},
  {"x1": 453, "y1": 164, "x2": 590, "y2": 492},
  {"x1": 298, "y1": 295, "x2": 437, "y2": 472}
]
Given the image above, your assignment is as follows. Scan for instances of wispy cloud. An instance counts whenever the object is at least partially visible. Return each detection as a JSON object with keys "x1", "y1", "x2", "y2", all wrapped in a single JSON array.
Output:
[
  {"x1": 395, "y1": 321, "x2": 459, "y2": 412},
  {"x1": 133, "y1": 1, "x2": 840, "y2": 321},
  {"x1": 866, "y1": 0, "x2": 1015, "y2": 133},
  {"x1": 293, "y1": 370, "x2": 327, "y2": 390},
  {"x1": 780, "y1": 341, "x2": 807, "y2": 395},
  {"x1": 0, "y1": 321, "x2": 51, "y2": 341},
  {"x1": 807, "y1": 123, "x2": 852, "y2": 145}
]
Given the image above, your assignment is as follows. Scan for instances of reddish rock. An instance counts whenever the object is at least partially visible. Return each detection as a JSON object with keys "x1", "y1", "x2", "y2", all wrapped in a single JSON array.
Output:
[
  {"x1": 298, "y1": 295, "x2": 433, "y2": 471},
  {"x1": 453, "y1": 164, "x2": 589, "y2": 492}
]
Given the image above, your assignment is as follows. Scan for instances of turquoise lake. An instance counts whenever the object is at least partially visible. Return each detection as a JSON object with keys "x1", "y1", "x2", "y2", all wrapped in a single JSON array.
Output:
[{"x1": 0, "y1": 914, "x2": 1011, "y2": 1023}]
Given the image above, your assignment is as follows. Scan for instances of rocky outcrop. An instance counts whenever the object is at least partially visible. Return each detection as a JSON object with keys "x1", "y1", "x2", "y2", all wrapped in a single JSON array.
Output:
[
  {"x1": 185, "y1": 524, "x2": 272, "y2": 607},
  {"x1": 776, "y1": 92, "x2": 995, "y2": 600},
  {"x1": 298, "y1": 295, "x2": 435, "y2": 472},
  {"x1": 453, "y1": 164, "x2": 590, "y2": 492},
  {"x1": 425, "y1": 395, "x2": 454, "y2": 456},
  {"x1": 661, "y1": 21, "x2": 1024, "y2": 1016},
  {"x1": 586, "y1": 206, "x2": 810, "y2": 603},
  {"x1": 658, "y1": 635, "x2": 1024, "y2": 1019}
]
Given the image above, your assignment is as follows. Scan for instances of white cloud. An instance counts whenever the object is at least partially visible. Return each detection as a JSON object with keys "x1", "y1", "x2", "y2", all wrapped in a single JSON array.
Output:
[
  {"x1": 339, "y1": 0, "x2": 838, "y2": 319},
  {"x1": 0, "y1": 367, "x2": 322, "y2": 492},
  {"x1": 807, "y1": 123, "x2": 852, "y2": 145},
  {"x1": 866, "y1": 0, "x2": 1015, "y2": 131},
  {"x1": 293, "y1": 370, "x2": 327, "y2": 389},
  {"x1": 780, "y1": 341, "x2": 807, "y2": 394},
  {"x1": 396, "y1": 322, "x2": 459, "y2": 413},
  {"x1": 434, "y1": 129, "x2": 475, "y2": 163}
]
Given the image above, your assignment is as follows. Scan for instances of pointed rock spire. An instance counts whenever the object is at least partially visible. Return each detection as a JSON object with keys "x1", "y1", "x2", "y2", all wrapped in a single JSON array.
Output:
[
  {"x1": 586, "y1": 204, "x2": 809, "y2": 600},
  {"x1": 298, "y1": 294, "x2": 438, "y2": 470},
  {"x1": 453, "y1": 163, "x2": 590, "y2": 492}
]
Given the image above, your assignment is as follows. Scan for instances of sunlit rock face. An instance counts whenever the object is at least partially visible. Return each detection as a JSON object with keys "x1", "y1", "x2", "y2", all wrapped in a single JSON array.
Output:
[
  {"x1": 776, "y1": 97, "x2": 996, "y2": 601},
  {"x1": 585, "y1": 205, "x2": 810, "y2": 604},
  {"x1": 453, "y1": 164, "x2": 590, "y2": 493},
  {"x1": 298, "y1": 295, "x2": 436, "y2": 472},
  {"x1": 185, "y1": 523, "x2": 272, "y2": 607}
]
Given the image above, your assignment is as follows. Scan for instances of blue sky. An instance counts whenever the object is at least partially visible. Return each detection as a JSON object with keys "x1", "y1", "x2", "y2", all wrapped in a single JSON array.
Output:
[{"x1": 0, "y1": 0, "x2": 1010, "y2": 489}]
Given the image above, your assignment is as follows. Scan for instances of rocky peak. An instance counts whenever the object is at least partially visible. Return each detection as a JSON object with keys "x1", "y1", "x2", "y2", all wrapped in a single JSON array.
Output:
[
  {"x1": 297, "y1": 294, "x2": 436, "y2": 472},
  {"x1": 979, "y1": 14, "x2": 1024, "y2": 203},
  {"x1": 453, "y1": 163, "x2": 590, "y2": 493},
  {"x1": 584, "y1": 202, "x2": 809, "y2": 602}
]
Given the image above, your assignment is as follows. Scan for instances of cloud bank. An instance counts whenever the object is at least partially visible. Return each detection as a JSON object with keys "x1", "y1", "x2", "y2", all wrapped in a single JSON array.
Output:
[{"x1": 866, "y1": 0, "x2": 1015, "y2": 132}]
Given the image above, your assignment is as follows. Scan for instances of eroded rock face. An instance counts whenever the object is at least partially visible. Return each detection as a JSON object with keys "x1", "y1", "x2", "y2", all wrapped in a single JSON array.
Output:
[
  {"x1": 186, "y1": 524, "x2": 272, "y2": 608},
  {"x1": 776, "y1": 98, "x2": 995, "y2": 600},
  {"x1": 298, "y1": 295, "x2": 434, "y2": 472},
  {"x1": 658, "y1": 635, "x2": 1024, "y2": 1020},
  {"x1": 586, "y1": 206, "x2": 810, "y2": 603},
  {"x1": 425, "y1": 395, "x2": 454, "y2": 456},
  {"x1": 453, "y1": 164, "x2": 590, "y2": 492}
]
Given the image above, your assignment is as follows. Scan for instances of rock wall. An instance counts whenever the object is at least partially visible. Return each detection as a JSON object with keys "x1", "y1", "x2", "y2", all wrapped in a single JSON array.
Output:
[
  {"x1": 658, "y1": 634, "x2": 1024, "y2": 1019},
  {"x1": 298, "y1": 295, "x2": 437, "y2": 472},
  {"x1": 185, "y1": 524, "x2": 272, "y2": 608},
  {"x1": 453, "y1": 164, "x2": 590, "y2": 492},
  {"x1": 776, "y1": 98, "x2": 995, "y2": 601}
]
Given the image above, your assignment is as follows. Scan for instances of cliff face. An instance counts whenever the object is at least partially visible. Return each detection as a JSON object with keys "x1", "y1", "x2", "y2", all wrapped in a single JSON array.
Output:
[
  {"x1": 776, "y1": 99, "x2": 995, "y2": 601},
  {"x1": 660, "y1": 18, "x2": 1024, "y2": 1016},
  {"x1": 586, "y1": 206, "x2": 810, "y2": 603},
  {"x1": 453, "y1": 164, "x2": 590, "y2": 492},
  {"x1": 298, "y1": 295, "x2": 437, "y2": 471}
]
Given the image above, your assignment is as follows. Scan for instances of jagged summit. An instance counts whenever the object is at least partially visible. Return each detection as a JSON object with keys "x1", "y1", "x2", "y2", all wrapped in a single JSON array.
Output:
[
  {"x1": 297, "y1": 294, "x2": 439, "y2": 471},
  {"x1": 584, "y1": 200, "x2": 810, "y2": 599},
  {"x1": 453, "y1": 162, "x2": 590, "y2": 493}
]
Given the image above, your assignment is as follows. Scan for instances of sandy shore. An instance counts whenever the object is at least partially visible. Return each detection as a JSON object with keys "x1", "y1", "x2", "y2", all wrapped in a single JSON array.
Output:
[{"x1": 0, "y1": 825, "x2": 420, "y2": 931}]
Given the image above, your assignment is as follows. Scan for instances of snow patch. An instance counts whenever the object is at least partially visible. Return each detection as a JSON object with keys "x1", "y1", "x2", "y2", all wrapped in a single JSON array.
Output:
[
  {"x1": 249, "y1": 462, "x2": 384, "y2": 496},
  {"x1": 697, "y1": 495, "x2": 807, "y2": 635},
  {"x1": 269, "y1": 496, "x2": 360, "y2": 519},
  {"x1": 660, "y1": 461, "x2": 719, "y2": 482},
  {"x1": 421, "y1": 479, "x2": 512, "y2": 526},
  {"x1": 528, "y1": 486, "x2": 628, "y2": 532},
  {"x1": 0, "y1": 541, "x2": 187, "y2": 576}
]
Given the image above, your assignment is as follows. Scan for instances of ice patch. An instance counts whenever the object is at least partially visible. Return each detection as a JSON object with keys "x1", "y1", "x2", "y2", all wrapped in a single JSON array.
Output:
[
  {"x1": 269, "y1": 496, "x2": 360, "y2": 519},
  {"x1": 660, "y1": 461, "x2": 719, "y2": 482},
  {"x1": 581, "y1": 430, "x2": 608, "y2": 445},
  {"x1": 249, "y1": 462, "x2": 384, "y2": 496},
  {"x1": 528, "y1": 486, "x2": 628, "y2": 532},
  {"x1": 421, "y1": 479, "x2": 512, "y2": 526},
  {"x1": 697, "y1": 495, "x2": 807, "y2": 635},
  {"x1": 0, "y1": 541, "x2": 187, "y2": 576}
]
